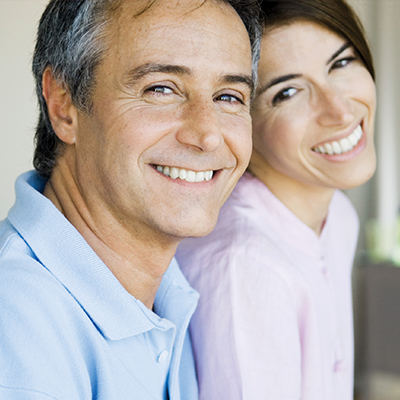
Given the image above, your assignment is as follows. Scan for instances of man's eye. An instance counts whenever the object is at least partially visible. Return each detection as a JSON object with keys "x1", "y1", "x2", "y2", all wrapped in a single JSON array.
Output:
[
  {"x1": 215, "y1": 93, "x2": 244, "y2": 104},
  {"x1": 272, "y1": 87, "x2": 297, "y2": 105},
  {"x1": 146, "y1": 85, "x2": 174, "y2": 94}
]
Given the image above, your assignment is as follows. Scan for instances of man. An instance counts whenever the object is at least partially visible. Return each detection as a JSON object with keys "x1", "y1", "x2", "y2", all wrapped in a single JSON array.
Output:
[{"x1": 0, "y1": 0, "x2": 260, "y2": 399}]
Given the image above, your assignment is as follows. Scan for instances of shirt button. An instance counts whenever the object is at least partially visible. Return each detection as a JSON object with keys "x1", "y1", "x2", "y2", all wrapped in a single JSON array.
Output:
[{"x1": 158, "y1": 350, "x2": 169, "y2": 363}]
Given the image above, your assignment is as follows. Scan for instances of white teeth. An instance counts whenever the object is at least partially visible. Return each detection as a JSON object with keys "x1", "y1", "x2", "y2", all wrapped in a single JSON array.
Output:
[
  {"x1": 355, "y1": 125, "x2": 363, "y2": 140},
  {"x1": 348, "y1": 132, "x2": 358, "y2": 146},
  {"x1": 195, "y1": 171, "x2": 205, "y2": 182},
  {"x1": 325, "y1": 143, "x2": 334, "y2": 155},
  {"x1": 186, "y1": 170, "x2": 196, "y2": 182},
  {"x1": 155, "y1": 165, "x2": 214, "y2": 182},
  {"x1": 312, "y1": 125, "x2": 363, "y2": 155},
  {"x1": 170, "y1": 167, "x2": 179, "y2": 179},
  {"x1": 339, "y1": 137, "x2": 352, "y2": 153},
  {"x1": 179, "y1": 169, "x2": 187, "y2": 180},
  {"x1": 332, "y1": 141, "x2": 341, "y2": 154}
]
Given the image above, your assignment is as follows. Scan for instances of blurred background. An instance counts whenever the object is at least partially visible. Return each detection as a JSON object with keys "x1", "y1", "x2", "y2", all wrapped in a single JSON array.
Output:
[{"x1": 0, "y1": 0, "x2": 399, "y2": 399}]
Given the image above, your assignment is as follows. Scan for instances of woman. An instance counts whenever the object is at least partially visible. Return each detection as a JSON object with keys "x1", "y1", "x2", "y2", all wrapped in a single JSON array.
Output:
[{"x1": 176, "y1": 0, "x2": 376, "y2": 399}]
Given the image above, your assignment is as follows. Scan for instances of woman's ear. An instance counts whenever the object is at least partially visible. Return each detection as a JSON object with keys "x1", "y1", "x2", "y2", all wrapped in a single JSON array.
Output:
[{"x1": 42, "y1": 66, "x2": 78, "y2": 145}]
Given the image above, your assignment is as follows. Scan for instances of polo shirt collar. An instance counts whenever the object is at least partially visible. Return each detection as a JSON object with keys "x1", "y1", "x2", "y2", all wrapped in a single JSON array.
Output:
[{"x1": 8, "y1": 171, "x2": 198, "y2": 341}]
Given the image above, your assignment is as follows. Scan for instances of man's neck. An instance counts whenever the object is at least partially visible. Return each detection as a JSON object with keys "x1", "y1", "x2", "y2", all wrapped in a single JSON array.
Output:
[{"x1": 43, "y1": 167, "x2": 178, "y2": 309}]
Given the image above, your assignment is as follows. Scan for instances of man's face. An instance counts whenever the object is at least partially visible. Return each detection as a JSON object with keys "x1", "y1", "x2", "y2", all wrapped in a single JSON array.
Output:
[{"x1": 69, "y1": 0, "x2": 253, "y2": 243}]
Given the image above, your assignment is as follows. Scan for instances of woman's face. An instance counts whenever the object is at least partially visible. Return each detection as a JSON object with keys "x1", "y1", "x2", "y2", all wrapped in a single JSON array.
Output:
[{"x1": 250, "y1": 20, "x2": 376, "y2": 191}]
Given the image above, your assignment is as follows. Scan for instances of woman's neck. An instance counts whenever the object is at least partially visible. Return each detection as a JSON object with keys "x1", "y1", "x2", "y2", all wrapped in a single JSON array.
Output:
[{"x1": 248, "y1": 151, "x2": 335, "y2": 236}]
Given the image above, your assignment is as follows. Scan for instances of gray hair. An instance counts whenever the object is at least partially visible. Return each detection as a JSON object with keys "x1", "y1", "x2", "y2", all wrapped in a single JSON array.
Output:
[{"x1": 32, "y1": 0, "x2": 262, "y2": 178}]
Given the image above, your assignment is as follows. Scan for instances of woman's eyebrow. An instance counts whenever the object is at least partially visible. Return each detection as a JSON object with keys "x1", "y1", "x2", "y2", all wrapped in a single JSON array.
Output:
[
  {"x1": 327, "y1": 42, "x2": 351, "y2": 64},
  {"x1": 258, "y1": 42, "x2": 353, "y2": 95},
  {"x1": 259, "y1": 73, "x2": 302, "y2": 94}
]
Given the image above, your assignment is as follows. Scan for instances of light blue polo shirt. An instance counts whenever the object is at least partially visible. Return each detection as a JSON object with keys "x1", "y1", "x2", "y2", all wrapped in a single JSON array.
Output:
[{"x1": 0, "y1": 171, "x2": 199, "y2": 400}]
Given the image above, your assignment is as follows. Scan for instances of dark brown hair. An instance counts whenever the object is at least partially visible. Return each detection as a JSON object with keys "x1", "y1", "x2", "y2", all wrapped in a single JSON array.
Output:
[{"x1": 260, "y1": 0, "x2": 375, "y2": 80}]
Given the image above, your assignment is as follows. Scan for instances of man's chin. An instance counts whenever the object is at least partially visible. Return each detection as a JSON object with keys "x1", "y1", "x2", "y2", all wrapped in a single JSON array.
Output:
[
  {"x1": 169, "y1": 218, "x2": 218, "y2": 241},
  {"x1": 187, "y1": 225, "x2": 216, "y2": 239}
]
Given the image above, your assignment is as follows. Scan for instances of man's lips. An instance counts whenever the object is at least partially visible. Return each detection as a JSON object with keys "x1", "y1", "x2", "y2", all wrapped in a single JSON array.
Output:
[{"x1": 152, "y1": 164, "x2": 214, "y2": 182}]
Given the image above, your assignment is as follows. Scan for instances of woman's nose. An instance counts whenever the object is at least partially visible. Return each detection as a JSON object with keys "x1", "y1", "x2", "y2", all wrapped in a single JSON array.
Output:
[{"x1": 315, "y1": 85, "x2": 354, "y2": 127}]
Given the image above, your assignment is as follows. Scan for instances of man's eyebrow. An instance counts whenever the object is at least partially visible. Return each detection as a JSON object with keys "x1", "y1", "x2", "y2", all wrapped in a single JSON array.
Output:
[
  {"x1": 327, "y1": 42, "x2": 351, "y2": 64},
  {"x1": 259, "y1": 74, "x2": 302, "y2": 94},
  {"x1": 222, "y1": 74, "x2": 255, "y2": 97},
  {"x1": 124, "y1": 63, "x2": 254, "y2": 96},
  {"x1": 124, "y1": 63, "x2": 191, "y2": 85}
]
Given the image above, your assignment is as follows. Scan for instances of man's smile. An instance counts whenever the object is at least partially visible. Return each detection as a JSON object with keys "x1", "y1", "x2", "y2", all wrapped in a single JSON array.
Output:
[{"x1": 154, "y1": 164, "x2": 214, "y2": 182}]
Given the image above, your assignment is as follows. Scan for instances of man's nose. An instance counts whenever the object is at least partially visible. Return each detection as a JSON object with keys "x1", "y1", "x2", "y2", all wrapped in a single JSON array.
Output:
[
  {"x1": 315, "y1": 85, "x2": 354, "y2": 127},
  {"x1": 176, "y1": 98, "x2": 224, "y2": 153}
]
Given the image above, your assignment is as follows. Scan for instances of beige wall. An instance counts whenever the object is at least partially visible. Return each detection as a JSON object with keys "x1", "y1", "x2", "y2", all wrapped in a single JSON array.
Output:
[
  {"x1": 0, "y1": 0, "x2": 47, "y2": 220},
  {"x1": 346, "y1": 0, "x2": 400, "y2": 257}
]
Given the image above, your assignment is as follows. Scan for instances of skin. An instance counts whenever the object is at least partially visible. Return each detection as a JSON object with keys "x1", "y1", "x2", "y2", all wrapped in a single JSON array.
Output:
[
  {"x1": 250, "y1": 21, "x2": 376, "y2": 235},
  {"x1": 41, "y1": 0, "x2": 253, "y2": 308}
]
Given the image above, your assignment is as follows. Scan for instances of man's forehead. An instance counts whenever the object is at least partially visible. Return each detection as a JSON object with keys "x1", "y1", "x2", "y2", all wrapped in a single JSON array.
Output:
[
  {"x1": 95, "y1": 0, "x2": 253, "y2": 94},
  {"x1": 104, "y1": 0, "x2": 249, "y2": 61},
  {"x1": 110, "y1": 0, "x2": 235, "y2": 24},
  {"x1": 125, "y1": 0, "x2": 209, "y2": 16}
]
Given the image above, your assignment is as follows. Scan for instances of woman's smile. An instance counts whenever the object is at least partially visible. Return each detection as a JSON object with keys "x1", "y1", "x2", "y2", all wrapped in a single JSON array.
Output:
[{"x1": 250, "y1": 20, "x2": 376, "y2": 192}]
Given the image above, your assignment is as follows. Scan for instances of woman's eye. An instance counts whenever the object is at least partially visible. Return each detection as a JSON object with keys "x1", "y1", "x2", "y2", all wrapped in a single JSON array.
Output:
[
  {"x1": 272, "y1": 87, "x2": 297, "y2": 105},
  {"x1": 331, "y1": 56, "x2": 357, "y2": 70}
]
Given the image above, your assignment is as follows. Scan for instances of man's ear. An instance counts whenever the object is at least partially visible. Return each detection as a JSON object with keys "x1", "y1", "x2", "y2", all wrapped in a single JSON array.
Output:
[{"x1": 42, "y1": 66, "x2": 78, "y2": 145}]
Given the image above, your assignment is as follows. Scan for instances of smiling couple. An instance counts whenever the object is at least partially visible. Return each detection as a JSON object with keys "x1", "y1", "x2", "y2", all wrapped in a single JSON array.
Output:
[{"x1": 0, "y1": 0, "x2": 376, "y2": 399}]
